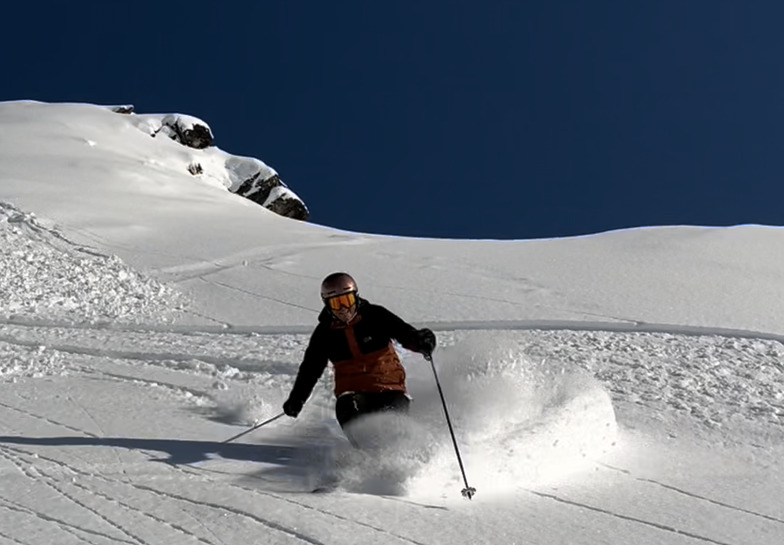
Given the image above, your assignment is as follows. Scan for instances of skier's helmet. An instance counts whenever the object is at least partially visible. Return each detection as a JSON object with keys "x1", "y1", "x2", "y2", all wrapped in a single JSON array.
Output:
[
  {"x1": 320, "y1": 272, "x2": 358, "y2": 300},
  {"x1": 320, "y1": 273, "x2": 359, "y2": 322}
]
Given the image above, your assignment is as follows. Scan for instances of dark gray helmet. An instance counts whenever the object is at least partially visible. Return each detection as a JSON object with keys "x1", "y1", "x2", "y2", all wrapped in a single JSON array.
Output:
[{"x1": 320, "y1": 272, "x2": 358, "y2": 300}]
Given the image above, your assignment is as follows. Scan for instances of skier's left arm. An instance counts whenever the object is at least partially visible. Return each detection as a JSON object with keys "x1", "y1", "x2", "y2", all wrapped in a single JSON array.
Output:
[{"x1": 377, "y1": 306, "x2": 436, "y2": 357}]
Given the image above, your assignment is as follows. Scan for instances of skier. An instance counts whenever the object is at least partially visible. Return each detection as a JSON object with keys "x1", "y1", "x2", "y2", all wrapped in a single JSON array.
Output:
[{"x1": 282, "y1": 272, "x2": 436, "y2": 443}]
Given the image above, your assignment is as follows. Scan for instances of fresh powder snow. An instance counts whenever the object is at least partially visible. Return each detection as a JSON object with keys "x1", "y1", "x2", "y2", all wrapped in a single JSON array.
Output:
[{"x1": 1, "y1": 101, "x2": 783, "y2": 545}]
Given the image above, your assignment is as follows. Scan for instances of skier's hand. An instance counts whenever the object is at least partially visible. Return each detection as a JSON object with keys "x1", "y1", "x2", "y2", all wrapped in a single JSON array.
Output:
[
  {"x1": 282, "y1": 398, "x2": 303, "y2": 418},
  {"x1": 416, "y1": 328, "x2": 436, "y2": 357}
]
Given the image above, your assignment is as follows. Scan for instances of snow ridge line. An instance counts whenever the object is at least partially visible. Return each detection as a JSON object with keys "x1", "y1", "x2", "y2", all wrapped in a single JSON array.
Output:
[
  {"x1": 0, "y1": 447, "x2": 144, "y2": 545},
  {"x1": 600, "y1": 463, "x2": 784, "y2": 525},
  {"x1": 3, "y1": 315, "x2": 783, "y2": 343},
  {"x1": 428, "y1": 319, "x2": 784, "y2": 344},
  {"x1": 526, "y1": 488, "x2": 736, "y2": 545}
]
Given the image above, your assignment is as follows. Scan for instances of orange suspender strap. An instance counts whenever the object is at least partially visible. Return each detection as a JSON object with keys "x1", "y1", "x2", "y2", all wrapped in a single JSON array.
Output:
[{"x1": 343, "y1": 324, "x2": 362, "y2": 360}]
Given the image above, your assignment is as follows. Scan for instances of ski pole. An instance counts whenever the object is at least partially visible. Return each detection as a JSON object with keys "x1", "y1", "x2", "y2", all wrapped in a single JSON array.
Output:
[
  {"x1": 221, "y1": 412, "x2": 285, "y2": 444},
  {"x1": 426, "y1": 354, "x2": 476, "y2": 500}
]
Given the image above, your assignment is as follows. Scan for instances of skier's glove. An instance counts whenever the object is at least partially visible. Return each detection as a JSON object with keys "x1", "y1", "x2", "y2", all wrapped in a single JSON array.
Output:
[
  {"x1": 282, "y1": 397, "x2": 303, "y2": 418},
  {"x1": 416, "y1": 328, "x2": 436, "y2": 357}
]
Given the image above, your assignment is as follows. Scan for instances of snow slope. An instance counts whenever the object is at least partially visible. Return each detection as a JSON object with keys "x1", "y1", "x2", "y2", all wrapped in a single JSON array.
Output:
[{"x1": 1, "y1": 101, "x2": 783, "y2": 544}]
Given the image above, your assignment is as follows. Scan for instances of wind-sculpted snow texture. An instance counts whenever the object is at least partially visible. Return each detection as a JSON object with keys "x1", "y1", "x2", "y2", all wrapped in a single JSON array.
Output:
[
  {"x1": 1, "y1": 218, "x2": 784, "y2": 542},
  {"x1": 2, "y1": 321, "x2": 784, "y2": 544},
  {"x1": 2, "y1": 100, "x2": 784, "y2": 543},
  {"x1": 526, "y1": 329, "x2": 784, "y2": 430}
]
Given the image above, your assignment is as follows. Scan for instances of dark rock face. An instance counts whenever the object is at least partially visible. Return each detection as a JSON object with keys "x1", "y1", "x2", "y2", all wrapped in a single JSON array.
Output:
[
  {"x1": 110, "y1": 105, "x2": 135, "y2": 114},
  {"x1": 267, "y1": 196, "x2": 310, "y2": 220},
  {"x1": 236, "y1": 173, "x2": 309, "y2": 221},
  {"x1": 180, "y1": 124, "x2": 213, "y2": 149},
  {"x1": 159, "y1": 115, "x2": 214, "y2": 149}
]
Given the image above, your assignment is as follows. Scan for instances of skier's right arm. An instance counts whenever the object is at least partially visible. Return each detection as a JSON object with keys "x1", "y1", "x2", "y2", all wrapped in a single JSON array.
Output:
[{"x1": 283, "y1": 326, "x2": 329, "y2": 418}]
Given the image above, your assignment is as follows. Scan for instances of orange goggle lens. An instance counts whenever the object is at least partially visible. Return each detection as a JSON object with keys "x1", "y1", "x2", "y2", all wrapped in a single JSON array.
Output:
[{"x1": 325, "y1": 292, "x2": 356, "y2": 311}]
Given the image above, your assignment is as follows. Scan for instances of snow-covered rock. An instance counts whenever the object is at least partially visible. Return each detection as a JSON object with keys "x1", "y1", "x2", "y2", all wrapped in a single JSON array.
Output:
[
  {"x1": 0, "y1": 101, "x2": 309, "y2": 221},
  {"x1": 156, "y1": 113, "x2": 214, "y2": 149},
  {"x1": 226, "y1": 157, "x2": 309, "y2": 220},
  {"x1": 143, "y1": 110, "x2": 309, "y2": 220}
]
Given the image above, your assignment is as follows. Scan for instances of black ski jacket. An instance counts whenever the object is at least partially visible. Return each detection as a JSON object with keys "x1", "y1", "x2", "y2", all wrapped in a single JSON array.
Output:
[{"x1": 287, "y1": 298, "x2": 426, "y2": 406}]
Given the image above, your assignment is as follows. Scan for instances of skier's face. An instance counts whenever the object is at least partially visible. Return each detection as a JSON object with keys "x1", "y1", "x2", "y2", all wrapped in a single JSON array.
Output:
[
  {"x1": 331, "y1": 305, "x2": 357, "y2": 323},
  {"x1": 324, "y1": 292, "x2": 358, "y2": 323}
]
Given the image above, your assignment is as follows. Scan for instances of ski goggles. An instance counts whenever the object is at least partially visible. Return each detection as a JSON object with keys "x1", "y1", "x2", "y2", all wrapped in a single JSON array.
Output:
[{"x1": 324, "y1": 292, "x2": 357, "y2": 311}]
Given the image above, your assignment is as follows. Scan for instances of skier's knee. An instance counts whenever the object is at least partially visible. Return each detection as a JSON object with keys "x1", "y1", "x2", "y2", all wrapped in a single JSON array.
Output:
[{"x1": 335, "y1": 392, "x2": 365, "y2": 428}]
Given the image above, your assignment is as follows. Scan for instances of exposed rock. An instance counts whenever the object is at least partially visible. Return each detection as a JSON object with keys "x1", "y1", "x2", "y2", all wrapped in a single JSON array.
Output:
[
  {"x1": 158, "y1": 114, "x2": 214, "y2": 149},
  {"x1": 128, "y1": 111, "x2": 309, "y2": 220},
  {"x1": 224, "y1": 155, "x2": 309, "y2": 221},
  {"x1": 236, "y1": 173, "x2": 309, "y2": 221},
  {"x1": 266, "y1": 191, "x2": 311, "y2": 220},
  {"x1": 181, "y1": 124, "x2": 212, "y2": 149},
  {"x1": 110, "y1": 105, "x2": 135, "y2": 114}
]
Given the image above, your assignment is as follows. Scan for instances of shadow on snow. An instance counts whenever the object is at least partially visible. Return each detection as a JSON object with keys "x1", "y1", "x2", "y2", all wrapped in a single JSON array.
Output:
[{"x1": 0, "y1": 435, "x2": 298, "y2": 465}]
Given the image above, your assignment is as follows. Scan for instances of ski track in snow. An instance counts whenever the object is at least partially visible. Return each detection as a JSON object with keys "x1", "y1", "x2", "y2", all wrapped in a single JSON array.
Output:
[
  {"x1": 525, "y1": 487, "x2": 736, "y2": 545},
  {"x1": 598, "y1": 463, "x2": 784, "y2": 525},
  {"x1": 1, "y1": 439, "x2": 433, "y2": 545},
  {"x1": 2, "y1": 319, "x2": 782, "y2": 433},
  {"x1": 2, "y1": 319, "x2": 784, "y2": 542},
  {"x1": 3, "y1": 201, "x2": 784, "y2": 543}
]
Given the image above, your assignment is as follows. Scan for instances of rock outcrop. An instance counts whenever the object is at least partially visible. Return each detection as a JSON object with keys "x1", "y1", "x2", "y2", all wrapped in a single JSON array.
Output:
[
  {"x1": 129, "y1": 109, "x2": 309, "y2": 221},
  {"x1": 226, "y1": 156, "x2": 309, "y2": 221},
  {"x1": 158, "y1": 114, "x2": 214, "y2": 149}
]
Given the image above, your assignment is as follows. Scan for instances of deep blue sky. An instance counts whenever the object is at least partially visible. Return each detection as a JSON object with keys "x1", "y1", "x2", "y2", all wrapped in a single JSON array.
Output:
[{"x1": 3, "y1": 2, "x2": 783, "y2": 239}]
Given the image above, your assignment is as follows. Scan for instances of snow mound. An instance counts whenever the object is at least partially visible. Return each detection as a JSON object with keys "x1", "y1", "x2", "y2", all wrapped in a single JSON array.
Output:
[{"x1": 0, "y1": 202, "x2": 184, "y2": 325}]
